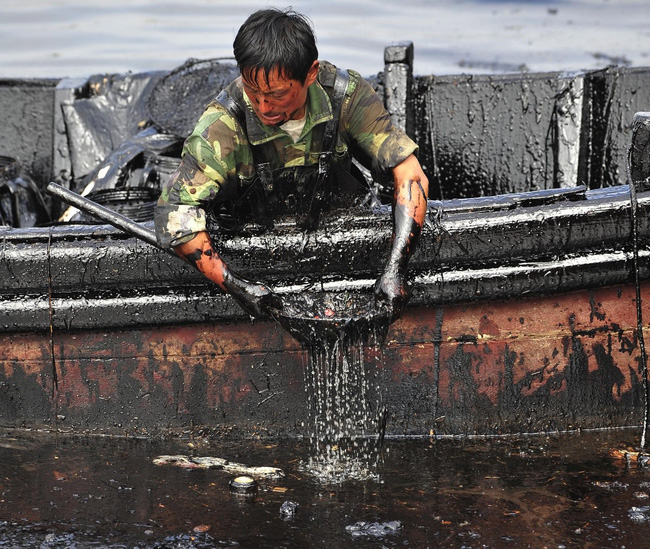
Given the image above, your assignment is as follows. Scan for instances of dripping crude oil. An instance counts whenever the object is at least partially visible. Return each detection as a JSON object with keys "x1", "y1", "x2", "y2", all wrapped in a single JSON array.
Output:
[{"x1": 275, "y1": 291, "x2": 391, "y2": 482}]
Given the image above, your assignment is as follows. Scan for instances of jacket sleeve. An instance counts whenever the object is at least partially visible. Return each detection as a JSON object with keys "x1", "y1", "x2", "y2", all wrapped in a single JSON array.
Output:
[
  {"x1": 342, "y1": 71, "x2": 418, "y2": 179},
  {"x1": 154, "y1": 103, "x2": 248, "y2": 248}
]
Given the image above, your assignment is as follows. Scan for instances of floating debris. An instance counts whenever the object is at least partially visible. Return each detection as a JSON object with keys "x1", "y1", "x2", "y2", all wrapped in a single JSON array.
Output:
[
  {"x1": 610, "y1": 448, "x2": 650, "y2": 467},
  {"x1": 279, "y1": 500, "x2": 299, "y2": 518},
  {"x1": 628, "y1": 506, "x2": 650, "y2": 523},
  {"x1": 592, "y1": 480, "x2": 629, "y2": 491},
  {"x1": 345, "y1": 520, "x2": 402, "y2": 538},
  {"x1": 152, "y1": 455, "x2": 284, "y2": 479},
  {"x1": 229, "y1": 475, "x2": 258, "y2": 497}
]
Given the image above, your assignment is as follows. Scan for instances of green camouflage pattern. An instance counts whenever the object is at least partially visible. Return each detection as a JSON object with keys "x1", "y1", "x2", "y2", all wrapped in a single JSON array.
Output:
[{"x1": 154, "y1": 61, "x2": 417, "y2": 248}]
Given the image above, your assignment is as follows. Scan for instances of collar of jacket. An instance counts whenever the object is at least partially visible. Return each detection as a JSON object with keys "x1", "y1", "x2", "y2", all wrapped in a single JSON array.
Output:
[{"x1": 241, "y1": 74, "x2": 334, "y2": 147}]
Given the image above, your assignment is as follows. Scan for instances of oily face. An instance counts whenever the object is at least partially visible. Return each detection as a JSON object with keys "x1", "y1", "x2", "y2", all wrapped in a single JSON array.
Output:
[{"x1": 241, "y1": 61, "x2": 319, "y2": 127}]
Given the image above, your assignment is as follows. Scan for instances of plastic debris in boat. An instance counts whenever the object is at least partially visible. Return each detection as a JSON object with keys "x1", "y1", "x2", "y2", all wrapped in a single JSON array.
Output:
[{"x1": 0, "y1": 155, "x2": 50, "y2": 227}]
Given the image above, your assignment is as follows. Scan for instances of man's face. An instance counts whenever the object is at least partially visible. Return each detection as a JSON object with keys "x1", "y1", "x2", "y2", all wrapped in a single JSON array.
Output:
[{"x1": 241, "y1": 61, "x2": 319, "y2": 127}]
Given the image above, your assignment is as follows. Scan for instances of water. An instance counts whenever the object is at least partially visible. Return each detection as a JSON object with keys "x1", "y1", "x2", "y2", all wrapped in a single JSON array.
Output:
[
  {"x1": 3, "y1": 428, "x2": 650, "y2": 547},
  {"x1": 1, "y1": 0, "x2": 649, "y2": 79}
]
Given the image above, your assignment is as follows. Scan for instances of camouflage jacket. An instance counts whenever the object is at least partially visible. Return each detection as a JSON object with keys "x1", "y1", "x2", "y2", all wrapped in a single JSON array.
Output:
[{"x1": 154, "y1": 61, "x2": 418, "y2": 248}]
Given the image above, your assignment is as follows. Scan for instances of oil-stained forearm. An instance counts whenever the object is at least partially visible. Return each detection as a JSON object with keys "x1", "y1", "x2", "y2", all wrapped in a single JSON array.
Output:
[
  {"x1": 387, "y1": 177, "x2": 429, "y2": 274},
  {"x1": 173, "y1": 231, "x2": 228, "y2": 290},
  {"x1": 173, "y1": 230, "x2": 280, "y2": 318}
]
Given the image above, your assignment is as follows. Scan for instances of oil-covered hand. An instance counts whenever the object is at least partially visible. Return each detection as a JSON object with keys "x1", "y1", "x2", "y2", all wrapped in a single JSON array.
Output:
[
  {"x1": 374, "y1": 268, "x2": 410, "y2": 321},
  {"x1": 374, "y1": 199, "x2": 419, "y2": 321},
  {"x1": 221, "y1": 269, "x2": 283, "y2": 319},
  {"x1": 376, "y1": 155, "x2": 429, "y2": 321}
]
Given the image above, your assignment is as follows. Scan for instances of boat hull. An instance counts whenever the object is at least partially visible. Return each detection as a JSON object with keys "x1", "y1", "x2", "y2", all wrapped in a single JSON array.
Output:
[
  {"x1": 1, "y1": 279, "x2": 645, "y2": 437},
  {"x1": 2, "y1": 46, "x2": 650, "y2": 438}
]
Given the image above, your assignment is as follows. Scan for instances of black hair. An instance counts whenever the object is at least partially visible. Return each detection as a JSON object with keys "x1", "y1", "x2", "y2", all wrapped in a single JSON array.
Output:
[{"x1": 233, "y1": 7, "x2": 318, "y2": 85}]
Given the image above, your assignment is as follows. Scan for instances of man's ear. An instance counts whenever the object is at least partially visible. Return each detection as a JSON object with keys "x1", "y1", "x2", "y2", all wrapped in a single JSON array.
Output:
[{"x1": 305, "y1": 60, "x2": 319, "y2": 86}]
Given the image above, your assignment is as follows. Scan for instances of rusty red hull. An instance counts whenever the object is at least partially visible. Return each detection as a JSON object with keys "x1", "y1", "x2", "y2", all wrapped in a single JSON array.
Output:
[{"x1": 1, "y1": 280, "x2": 646, "y2": 437}]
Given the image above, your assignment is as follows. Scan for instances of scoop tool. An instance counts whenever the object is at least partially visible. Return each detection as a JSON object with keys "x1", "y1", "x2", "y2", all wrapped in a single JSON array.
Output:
[{"x1": 269, "y1": 291, "x2": 391, "y2": 347}]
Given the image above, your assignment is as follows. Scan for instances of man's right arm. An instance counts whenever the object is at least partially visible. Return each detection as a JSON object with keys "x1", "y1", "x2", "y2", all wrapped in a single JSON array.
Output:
[
  {"x1": 154, "y1": 104, "x2": 280, "y2": 318},
  {"x1": 173, "y1": 231, "x2": 228, "y2": 290},
  {"x1": 172, "y1": 230, "x2": 281, "y2": 319},
  {"x1": 154, "y1": 98, "x2": 250, "y2": 250}
]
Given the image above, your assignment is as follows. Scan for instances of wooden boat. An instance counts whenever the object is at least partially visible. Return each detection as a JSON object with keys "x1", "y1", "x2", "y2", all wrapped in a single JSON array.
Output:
[{"x1": 1, "y1": 43, "x2": 650, "y2": 438}]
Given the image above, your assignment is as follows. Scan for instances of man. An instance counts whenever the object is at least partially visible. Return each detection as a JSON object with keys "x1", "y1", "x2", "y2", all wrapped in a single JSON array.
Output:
[{"x1": 154, "y1": 8, "x2": 429, "y2": 320}]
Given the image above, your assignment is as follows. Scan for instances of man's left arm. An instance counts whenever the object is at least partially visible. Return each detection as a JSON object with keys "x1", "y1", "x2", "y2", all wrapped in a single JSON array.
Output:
[
  {"x1": 375, "y1": 153, "x2": 429, "y2": 319},
  {"x1": 340, "y1": 72, "x2": 429, "y2": 318}
]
